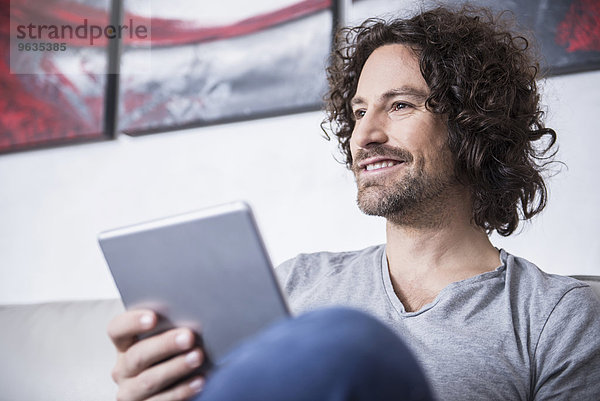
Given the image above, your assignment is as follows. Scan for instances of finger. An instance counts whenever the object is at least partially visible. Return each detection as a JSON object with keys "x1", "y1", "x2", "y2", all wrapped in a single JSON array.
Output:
[
  {"x1": 108, "y1": 309, "x2": 157, "y2": 352},
  {"x1": 119, "y1": 348, "x2": 204, "y2": 401},
  {"x1": 145, "y1": 375, "x2": 205, "y2": 401},
  {"x1": 122, "y1": 328, "x2": 199, "y2": 378}
]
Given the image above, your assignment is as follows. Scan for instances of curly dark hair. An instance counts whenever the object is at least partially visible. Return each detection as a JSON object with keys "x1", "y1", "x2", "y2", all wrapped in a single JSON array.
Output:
[{"x1": 323, "y1": 5, "x2": 558, "y2": 236}]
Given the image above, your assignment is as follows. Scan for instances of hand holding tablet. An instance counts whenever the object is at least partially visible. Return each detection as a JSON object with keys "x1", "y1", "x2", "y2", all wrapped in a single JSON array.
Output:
[{"x1": 101, "y1": 202, "x2": 290, "y2": 399}]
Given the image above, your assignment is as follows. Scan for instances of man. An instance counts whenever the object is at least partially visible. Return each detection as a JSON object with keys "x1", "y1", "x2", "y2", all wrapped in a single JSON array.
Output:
[{"x1": 108, "y1": 6, "x2": 600, "y2": 401}]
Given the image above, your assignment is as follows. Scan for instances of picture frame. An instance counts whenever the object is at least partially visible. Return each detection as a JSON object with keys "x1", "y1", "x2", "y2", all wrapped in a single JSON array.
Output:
[
  {"x1": 349, "y1": 0, "x2": 600, "y2": 76},
  {"x1": 118, "y1": 0, "x2": 338, "y2": 135},
  {"x1": 1, "y1": 0, "x2": 122, "y2": 154}
]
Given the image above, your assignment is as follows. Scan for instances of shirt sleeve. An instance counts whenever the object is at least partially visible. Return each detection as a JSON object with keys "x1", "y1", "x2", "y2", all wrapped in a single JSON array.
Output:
[{"x1": 532, "y1": 285, "x2": 600, "y2": 400}]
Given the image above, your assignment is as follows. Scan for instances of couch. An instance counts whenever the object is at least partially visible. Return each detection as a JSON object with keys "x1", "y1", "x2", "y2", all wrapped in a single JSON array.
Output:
[
  {"x1": 1, "y1": 277, "x2": 598, "y2": 401},
  {"x1": 0, "y1": 299, "x2": 124, "y2": 401}
]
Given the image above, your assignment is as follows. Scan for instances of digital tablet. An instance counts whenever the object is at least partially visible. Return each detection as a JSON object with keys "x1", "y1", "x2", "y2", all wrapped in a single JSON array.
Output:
[{"x1": 98, "y1": 201, "x2": 290, "y2": 366}]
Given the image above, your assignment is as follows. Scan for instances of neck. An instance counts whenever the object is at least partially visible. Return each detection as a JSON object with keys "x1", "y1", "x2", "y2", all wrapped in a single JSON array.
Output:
[
  {"x1": 384, "y1": 191, "x2": 501, "y2": 311},
  {"x1": 385, "y1": 218, "x2": 500, "y2": 279}
]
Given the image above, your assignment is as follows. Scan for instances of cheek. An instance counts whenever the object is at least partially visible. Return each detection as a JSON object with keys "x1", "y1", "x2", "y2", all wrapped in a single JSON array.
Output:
[
  {"x1": 408, "y1": 123, "x2": 450, "y2": 169},
  {"x1": 349, "y1": 141, "x2": 356, "y2": 155},
  {"x1": 349, "y1": 132, "x2": 359, "y2": 158},
  {"x1": 424, "y1": 140, "x2": 454, "y2": 175}
]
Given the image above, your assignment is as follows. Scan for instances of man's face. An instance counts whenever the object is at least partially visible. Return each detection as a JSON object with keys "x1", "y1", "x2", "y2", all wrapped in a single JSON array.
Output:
[{"x1": 349, "y1": 44, "x2": 457, "y2": 222}]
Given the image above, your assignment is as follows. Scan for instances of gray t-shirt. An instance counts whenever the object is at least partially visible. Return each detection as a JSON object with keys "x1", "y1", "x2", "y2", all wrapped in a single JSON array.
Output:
[{"x1": 275, "y1": 245, "x2": 600, "y2": 400}]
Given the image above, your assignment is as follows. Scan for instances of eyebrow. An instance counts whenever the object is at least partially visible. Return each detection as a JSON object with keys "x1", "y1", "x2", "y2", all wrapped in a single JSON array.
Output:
[{"x1": 350, "y1": 86, "x2": 429, "y2": 107}]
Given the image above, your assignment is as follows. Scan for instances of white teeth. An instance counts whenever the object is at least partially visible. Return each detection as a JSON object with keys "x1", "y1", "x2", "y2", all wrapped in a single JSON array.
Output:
[{"x1": 365, "y1": 161, "x2": 399, "y2": 171}]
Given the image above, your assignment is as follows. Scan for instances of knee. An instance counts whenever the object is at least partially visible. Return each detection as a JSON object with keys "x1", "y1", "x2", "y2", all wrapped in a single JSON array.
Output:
[
  {"x1": 295, "y1": 307, "x2": 405, "y2": 360},
  {"x1": 300, "y1": 307, "x2": 394, "y2": 344},
  {"x1": 298, "y1": 308, "x2": 430, "y2": 397}
]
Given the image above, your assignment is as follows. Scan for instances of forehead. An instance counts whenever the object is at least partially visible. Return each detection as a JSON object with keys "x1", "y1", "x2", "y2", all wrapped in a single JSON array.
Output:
[{"x1": 353, "y1": 44, "x2": 429, "y2": 102}]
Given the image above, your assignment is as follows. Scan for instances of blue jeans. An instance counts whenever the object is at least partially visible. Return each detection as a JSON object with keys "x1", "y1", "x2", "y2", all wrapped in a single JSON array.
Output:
[{"x1": 196, "y1": 307, "x2": 433, "y2": 401}]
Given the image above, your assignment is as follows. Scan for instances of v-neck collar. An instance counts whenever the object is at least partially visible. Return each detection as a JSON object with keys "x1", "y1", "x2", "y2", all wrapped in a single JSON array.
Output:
[{"x1": 379, "y1": 246, "x2": 507, "y2": 317}]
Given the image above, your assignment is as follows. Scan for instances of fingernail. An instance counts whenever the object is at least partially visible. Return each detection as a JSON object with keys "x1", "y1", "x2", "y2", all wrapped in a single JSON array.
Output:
[
  {"x1": 140, "y1": 314, "x2": 153, "y2": 328},
  {"x1": 189, "y1": 378, "x2": 204, "y2": 392},
  {"x1": 175, "y1": 331, "x2": 193, "y2": 349},
  {"x1": 185, "y1": 350, "x2": 201, "y2": 368}
]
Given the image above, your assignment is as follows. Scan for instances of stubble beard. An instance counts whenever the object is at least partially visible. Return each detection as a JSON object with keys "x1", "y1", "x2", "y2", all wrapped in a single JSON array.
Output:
[{"x1": 353, "y1": 158, "x2": 457, "y2": 228}]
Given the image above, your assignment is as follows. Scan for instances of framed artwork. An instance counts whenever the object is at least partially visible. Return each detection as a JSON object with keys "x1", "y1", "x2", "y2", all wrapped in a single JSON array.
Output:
[
  {"x1": 1, "y1": 0, "x2": 123, "y2": 154},
  {"x1": 349, "y1": 0, "x2": 600, "y2": 76},
  {"x1": 118, "y1": 0, "x2": 337, "y2": 135},
  {"x1": 4, "y1": 0, "x2": 594, "y2": 154}
]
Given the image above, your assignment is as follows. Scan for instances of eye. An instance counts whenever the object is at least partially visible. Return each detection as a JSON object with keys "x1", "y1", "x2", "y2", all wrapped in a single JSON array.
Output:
[
  {"x1": 391, "y1": 102, "x2": 409, "y2": 112},
  {"x1": 352, "y1": 109, "x2": 366, "y2": 120}
]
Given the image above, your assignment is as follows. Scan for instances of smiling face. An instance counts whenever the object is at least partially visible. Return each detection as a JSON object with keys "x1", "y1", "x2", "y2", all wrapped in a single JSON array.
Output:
[{"x1": 350, "y1": 44, "x2": 459, "y2": 224}]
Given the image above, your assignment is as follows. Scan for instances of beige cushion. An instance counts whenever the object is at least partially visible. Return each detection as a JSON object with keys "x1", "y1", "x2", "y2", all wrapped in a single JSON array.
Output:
[
  {"x1": 0, "y1": 299, "x2": 124, "y2": 401},
  {"x1": 571, "y1": 276, "x2": 600, "y2": 299}
]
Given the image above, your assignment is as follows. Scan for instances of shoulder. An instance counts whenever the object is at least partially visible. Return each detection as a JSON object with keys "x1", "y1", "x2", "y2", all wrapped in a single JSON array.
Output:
[
  {"x1": 502, "y1": 250, "x2": 597, "y2": 309},
  {"x1": 502, "y1": 252, "x2": 600, "y2": 397},
  {"x1": 274, "y1": 244, "x2": 385, "y2": 295},
  {"x1": 496, "y1": 251, "x2": 600, "y2": 397},
  {"x1": 500, "y1": 250, "x2": 600, "y2": 353}
]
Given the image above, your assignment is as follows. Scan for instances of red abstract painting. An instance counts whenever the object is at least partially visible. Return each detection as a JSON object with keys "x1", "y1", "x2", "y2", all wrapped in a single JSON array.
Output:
[
  {"x1": 556, "y1": 0, "x2": 600, "y2": 53},
  {"x1": 1, "y1": 0, "x2": 120, "y2": 154},
  {"x1": 351, "y1": 0, "x2": 600, "y2": 76}
]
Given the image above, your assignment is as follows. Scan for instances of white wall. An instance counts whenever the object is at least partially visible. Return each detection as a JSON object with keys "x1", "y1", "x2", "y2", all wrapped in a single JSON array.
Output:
[
  {"x1": 491, "y1": 70, "x2": 600, "y2": 275},
  {"x1": 1, "y1": 70, "x2": 599, "y2": 305}
]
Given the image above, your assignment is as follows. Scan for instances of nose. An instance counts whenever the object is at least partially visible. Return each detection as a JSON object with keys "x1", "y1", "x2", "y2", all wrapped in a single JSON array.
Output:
[{"x1": 350, "y1": 110, "x2": 388, "y2": 150}]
